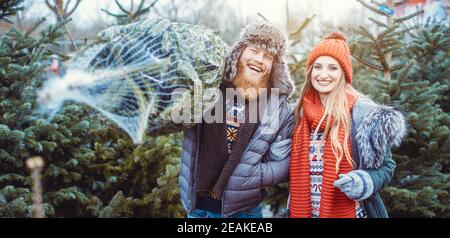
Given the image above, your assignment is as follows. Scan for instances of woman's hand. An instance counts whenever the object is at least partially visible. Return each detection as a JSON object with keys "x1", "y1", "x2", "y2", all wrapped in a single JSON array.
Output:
[{"x1": 333, "y1": 170, "x2": 374, "y2": 201}]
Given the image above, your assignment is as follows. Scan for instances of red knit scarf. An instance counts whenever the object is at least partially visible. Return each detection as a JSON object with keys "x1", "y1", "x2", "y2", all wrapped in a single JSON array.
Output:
[{"x1": 290, "y1": 90, "x2": 357, "y2": 218}]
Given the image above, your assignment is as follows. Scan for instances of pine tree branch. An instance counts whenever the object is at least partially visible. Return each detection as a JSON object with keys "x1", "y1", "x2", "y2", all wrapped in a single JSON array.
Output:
[
  {"x1": 414, "y1": 43, "x2": 448, "y2": 63},
  {"x1": 38, "y1": 17, "x2": 69, "y2": 44},
  {"x1": 380, "y1": 46, "x2": 399, "y2": 56},
  {"x1": 45, "y1": 0, "x2": 58, "y2": 16},
  {"x1": 352, "y1": 38, "x2": 377, "y2": 48},
  {"x1": 389, "y1": 26, "x2": 419, "y2": 38},
  {"x1": 373, "y1": 39, "x2": 390, "y2": 70},
  {"x1": 103, "y1": 0, "x2": 158, "y2": 23},
  {"x1": 63, "y1": 0, "x2": 71, "y2": 14},
  {"x1": 114, "y1": 0, "x2": 130, "y2": 15},
  {"x1": 357, "y1": 0, "x2": 390, "y2": 16},
  {"x1": 257, "y1": 12, "x2": 269, "y2": 21},
  {"x1": 368, "y1": 54, "x2": 380, "y2": 61},
  {"x1": 395, "y1": 9, "x2": 424, "y2": 24},
  {"x1": 288, "y1": 54, "x2": 298, "y2": 63},
  {"x1": 24, "y1": 17, "x2": 46, "y2": 39},
  {"x1": 396, "y1": 61, "x2": 414, "y2": 85},
  {"x1": 359, "y1": 26, "x2": 376, "y2": 41},
  {"x1": 137, "y1": 7, "x2": 151, "y2": 16},
  {"x1": 369, "y1": 17, "x2": 388, "y2": 28},
  {"x1": 390, "y1": 62, "x2": 408, "y2": 71},
  {"x1": 0, "y1": 174, "x2": 29, "y2": 186},
  {"x1": 379, "y1": 38, "x2": 400, "y2": 48},
  {"x1": 100, "y1": 9, "x2": 128, "y2": 18},
  {"x1": 130, "y1": 0, "x2": 158, "y2": 20},
  {"x1": 66, "y1": 0, "x2": 82, "y2": 17},
  {"x1": 377, "y1": 24, "x2": 399, "y2": 39},
  {"x1": 290, "y1": 15, "x2": 316, "y2": 37},
  {"x1": 352, "y1": 54, "x2": 384, "y2": 71},
  {"x1": 136, "y1": 0, "x2": 146, "y2": 12},
  {"x1": 147, "y1": 0, "x2": 159, "y2": 10},
  {"x1": 389, "y1": 48, "x2": 403, "y2": 57}
]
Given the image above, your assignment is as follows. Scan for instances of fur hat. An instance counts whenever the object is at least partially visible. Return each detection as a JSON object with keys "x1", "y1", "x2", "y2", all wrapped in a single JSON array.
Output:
[{"x1": 223, "y1": 21, "x2": 294, "y2": 97}]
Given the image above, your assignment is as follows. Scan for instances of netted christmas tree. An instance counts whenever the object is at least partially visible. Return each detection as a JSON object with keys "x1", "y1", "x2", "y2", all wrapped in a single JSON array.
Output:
[
  {"x1": 350, "y1": 0, "x2": 449, "y2": 217},
  {"x1": 0, "y1": 1, "x2": 184, "y2": 217}
]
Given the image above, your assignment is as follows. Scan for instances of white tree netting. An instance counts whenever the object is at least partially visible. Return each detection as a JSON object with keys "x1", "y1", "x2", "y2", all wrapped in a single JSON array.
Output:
[{"x1": 37, "y1": 16, "x2": 229, "y2": 144}]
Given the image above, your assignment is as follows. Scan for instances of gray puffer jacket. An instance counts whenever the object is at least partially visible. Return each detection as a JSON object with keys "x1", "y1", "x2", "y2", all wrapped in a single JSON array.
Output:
[
  {"x1": 179, "y1": 21, "x2": 295, "y2": 217},
  {"x1": 179, "y1": 94, "x2": 295, "y2": 217}
]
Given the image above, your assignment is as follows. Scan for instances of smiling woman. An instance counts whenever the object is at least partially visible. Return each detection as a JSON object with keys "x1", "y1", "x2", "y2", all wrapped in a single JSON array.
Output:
[{"x1": 289, "y1": 32, "x2": 406, "y2": 218}]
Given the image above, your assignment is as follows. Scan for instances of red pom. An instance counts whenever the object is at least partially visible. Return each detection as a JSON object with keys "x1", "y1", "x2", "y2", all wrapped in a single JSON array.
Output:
[{"x1": 324, "y1": 32, "x2": 347, "y2": 42}]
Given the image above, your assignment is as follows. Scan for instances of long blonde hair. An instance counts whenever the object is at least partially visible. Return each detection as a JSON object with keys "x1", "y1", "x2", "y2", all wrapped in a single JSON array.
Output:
[{"x1": 295, "y1": 66, "x2": 366, "y2": 172}]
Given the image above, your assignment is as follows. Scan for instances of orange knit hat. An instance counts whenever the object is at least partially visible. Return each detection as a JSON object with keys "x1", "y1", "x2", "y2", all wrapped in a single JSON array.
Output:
[{"x1": 306, "y1": 32, "x2": 353, "y2": 84}]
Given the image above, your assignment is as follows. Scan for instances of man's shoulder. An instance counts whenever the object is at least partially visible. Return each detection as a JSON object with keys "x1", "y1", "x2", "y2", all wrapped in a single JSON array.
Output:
[
  {"x1": 277, "y1": 101, "x2": 295, "y2": 128},
  {"x1": 279, "y1": 100, "x2": 294, "y2": 112}
]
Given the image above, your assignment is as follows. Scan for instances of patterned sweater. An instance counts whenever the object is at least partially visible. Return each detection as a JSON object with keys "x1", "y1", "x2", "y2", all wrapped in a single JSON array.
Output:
[
  {"x1": 309, "y1": 132, "x2": 368, "y2": 218},
  {"x1": 225, "y1": 98, "x2": 245, "y2": 152}
]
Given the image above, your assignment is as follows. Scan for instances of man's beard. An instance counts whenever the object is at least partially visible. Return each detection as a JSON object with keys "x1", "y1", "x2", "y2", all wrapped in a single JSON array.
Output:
[{"x1": 233, "y1": 63, "x2": 271, "y2": 101}]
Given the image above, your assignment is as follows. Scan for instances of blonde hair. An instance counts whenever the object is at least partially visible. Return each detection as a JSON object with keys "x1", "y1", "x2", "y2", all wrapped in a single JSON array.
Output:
[{"x1": 295, "y1": 66, "x2": 366, "y2": 172}]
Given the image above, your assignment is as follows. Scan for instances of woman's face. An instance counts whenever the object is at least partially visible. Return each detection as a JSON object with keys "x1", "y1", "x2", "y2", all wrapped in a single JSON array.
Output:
[{"x1": 311, "y1": 56, "x2": 343, "y2": 95}]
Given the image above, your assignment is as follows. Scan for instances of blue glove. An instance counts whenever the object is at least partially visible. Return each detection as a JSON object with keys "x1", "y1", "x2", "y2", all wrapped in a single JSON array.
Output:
[{"x1": 333, "y1": 170, "x2": 374, "y2": 201}]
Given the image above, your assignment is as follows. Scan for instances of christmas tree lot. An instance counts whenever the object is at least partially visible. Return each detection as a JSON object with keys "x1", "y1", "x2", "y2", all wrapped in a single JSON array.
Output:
[
  {"x1": 1, "y1": 0, "x2": 449, "y2": 218},
  {"x1": 348, "y1": 0, "x2": 449, "y2": 217},
  {"x1": 1, "y1": 0, "x2": 184, "y2": 217}
]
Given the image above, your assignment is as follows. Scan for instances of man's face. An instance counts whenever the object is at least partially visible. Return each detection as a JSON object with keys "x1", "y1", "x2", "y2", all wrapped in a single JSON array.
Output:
[
  {"x1": 233, "y1": 46, "x2": 274, "y2": 100},
  {"x1": 238, "y1": 46, "x2": 274, "y2": 83}
]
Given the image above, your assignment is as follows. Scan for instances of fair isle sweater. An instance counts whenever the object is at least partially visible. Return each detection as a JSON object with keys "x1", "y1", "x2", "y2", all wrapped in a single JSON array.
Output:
[{"x1": 309, "y1": 132, "x2": 368, "y2": 218}]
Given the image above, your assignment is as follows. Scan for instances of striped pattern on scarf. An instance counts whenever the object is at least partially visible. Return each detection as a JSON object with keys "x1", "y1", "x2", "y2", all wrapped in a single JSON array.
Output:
[{"x1": 290, "y1": 90, "x2": 357, "y2": 218}]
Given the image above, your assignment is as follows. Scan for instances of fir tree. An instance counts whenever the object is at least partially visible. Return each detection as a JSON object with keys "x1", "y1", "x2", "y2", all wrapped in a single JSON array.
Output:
[
  {"x1": 0, "y1": 0, "x2": 24, "y2": 24},
  {"x1": 0, "y1": 2, "x2": 184, "y2": 217},
  {"x1": 1, "y1": 0, "x2": 68, "y2": 217},
  {"x1": 101, "y1": 0, "x2": 159, "y2": 25},
  {"x1": 351, "y1": 0, "x2": 449, "y2": 217}
]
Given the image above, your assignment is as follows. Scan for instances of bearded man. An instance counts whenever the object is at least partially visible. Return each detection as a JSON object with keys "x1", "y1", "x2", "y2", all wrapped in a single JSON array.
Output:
[{"x1": 179, "y1": 21, "x2": 295, "y2": 218}]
